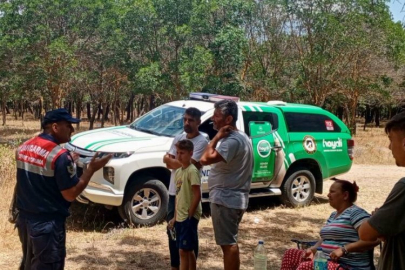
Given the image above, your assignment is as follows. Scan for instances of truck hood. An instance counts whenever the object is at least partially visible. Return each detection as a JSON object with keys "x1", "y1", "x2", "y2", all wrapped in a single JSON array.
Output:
[{"x1": 69, "y1": 126, "x2": 171, "y2": 152}]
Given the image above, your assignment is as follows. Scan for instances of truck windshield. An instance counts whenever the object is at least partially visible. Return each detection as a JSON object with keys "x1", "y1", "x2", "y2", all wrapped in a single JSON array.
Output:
[{"x1": 129, "y1": 105, "x2": 186, "y2": 137}]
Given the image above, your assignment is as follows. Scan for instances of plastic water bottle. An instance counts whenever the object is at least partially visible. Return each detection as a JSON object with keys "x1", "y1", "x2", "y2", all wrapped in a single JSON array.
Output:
[
  {"x1": 314, "y1": 247, "x2": 327, "y2": 270},
  {"x1": 254, "y1": 240, "x2": 267, "y2": 270}
]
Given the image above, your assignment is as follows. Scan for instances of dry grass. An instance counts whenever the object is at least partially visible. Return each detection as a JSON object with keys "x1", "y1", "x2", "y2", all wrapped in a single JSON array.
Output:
[
  {"x1": 352, "y1": 125, "x2": 394, "y2": 165},
  {"x1": 0, "y1": 117, "x2": 401, "y2": 270}
]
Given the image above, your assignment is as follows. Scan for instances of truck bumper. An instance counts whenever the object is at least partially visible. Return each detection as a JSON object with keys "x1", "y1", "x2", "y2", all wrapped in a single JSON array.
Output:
[{"x1": 77, "y1": 181, "x2": 124, "y2": 206}]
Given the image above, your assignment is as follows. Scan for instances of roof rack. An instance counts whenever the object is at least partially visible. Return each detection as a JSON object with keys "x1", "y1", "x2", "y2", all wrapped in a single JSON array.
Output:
[
  {"x1": 189, "y1": 92, "x2": 240, "y2": 102},
  {"x1": 267, "y1": 100, "x2": 287, "y2": 106}
]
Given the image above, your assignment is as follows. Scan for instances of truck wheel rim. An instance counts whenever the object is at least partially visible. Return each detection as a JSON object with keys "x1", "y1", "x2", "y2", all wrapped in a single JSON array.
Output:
[
  {"x1": 291, "y1": 176, "x2": 311, "y2": 203},
  {"x1": 131, "y1": 188, "x2": 161, "y2": 220}
]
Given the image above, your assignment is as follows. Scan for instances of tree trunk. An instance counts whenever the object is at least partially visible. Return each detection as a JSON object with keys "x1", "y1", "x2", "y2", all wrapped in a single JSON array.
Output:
[
  {"x1": 67, "y1": 101, "x2": 72, "y2": 114},
  {"x1": 1, "y1": 98, "x2": 6, "y2": 126},
  {"x1": 149, "y1": 94, "x2": 155, "y2": 111},
  {"x1": 39, "y1": 97, "x2": 44, "y2": 129},
  {"x1": 363, "y1": 105, "x2": 373, "y2": 131},
  {"x1": 97, "y1": 103, "x2": 102, "y2": 121},
  {"x1": 104, "y1": 104, "x2": 110, "y2": 121},
  {"x1": 89, "y1": 102, "x2": 99, "y2": 130},
  {"x1": 86, "y1": 102, "x2": 91, "y2": 120},
  {"x1": 337, "y1": 106, "x2": 344, "y2": 120},
  {"x1": 20, "y1": 99, "x2": 24, "y2": 121},
  {"x1": 112, "y1": 101, "x2": 117, "y2": 126},
  {"x1": 101, "y1": 102, "x2": 108, "y2": 128},
  {"x1": 375, "y1": 107, "x2": 380, "y2": 127},
  {"x1": 76, "y1": 99, "x2": 82, "y2": 129},
  {"x1": 347, "y1": 96, "x2": 358, "y2": 135},
  {"x1": 126, "y1": 93, "x2": 134, "y2": 121},
  {"x1": 14, "y1": 101, "x2": 18, "y2": 120}
]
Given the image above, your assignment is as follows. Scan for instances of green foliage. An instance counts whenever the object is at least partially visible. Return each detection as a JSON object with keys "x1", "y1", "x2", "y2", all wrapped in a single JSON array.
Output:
[{"x1": 0, "y1": 0, "x2": 404, "y2": 127}]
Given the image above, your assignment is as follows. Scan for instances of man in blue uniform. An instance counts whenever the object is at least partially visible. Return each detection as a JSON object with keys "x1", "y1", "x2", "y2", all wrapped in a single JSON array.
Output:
[{"x1": 15, "y1": 108, "x2": 112, "y2": 270}]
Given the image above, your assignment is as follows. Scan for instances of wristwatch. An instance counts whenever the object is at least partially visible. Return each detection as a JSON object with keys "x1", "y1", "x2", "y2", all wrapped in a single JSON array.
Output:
[{"x1": 341, "y1": 245, "x2": 349, "y2": 255}]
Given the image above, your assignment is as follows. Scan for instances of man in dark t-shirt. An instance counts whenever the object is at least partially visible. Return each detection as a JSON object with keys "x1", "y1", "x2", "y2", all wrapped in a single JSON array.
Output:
[
  {"x1": 15, "y1": 108, "x2": 112, "y2": 270},
  {"x1": 359, "y1": 112, "x2": 405, "y2": 270}
]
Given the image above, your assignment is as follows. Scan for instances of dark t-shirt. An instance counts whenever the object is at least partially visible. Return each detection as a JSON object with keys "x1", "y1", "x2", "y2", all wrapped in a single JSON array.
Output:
[
  {"x1": 368, "y1": 178, "x2": 405, "y2": 270},
  {"x1": 16, "y1": 133, "x2": 79, "y2": 220}
]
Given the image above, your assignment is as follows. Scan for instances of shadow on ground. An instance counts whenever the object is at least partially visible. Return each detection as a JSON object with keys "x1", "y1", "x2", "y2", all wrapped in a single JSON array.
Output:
[
  {"x1": 69, "y1": 249, "x2": 168, "y2": 270},
  {"x1": 202, "y1": 194, "x2": 329, "y2": 218},
  {"x1": 67, "y1": 202, "x2": 124, "y2": 232},
  {"x1": 68, "y1": 194, "x2": 329, "y2": 232}
]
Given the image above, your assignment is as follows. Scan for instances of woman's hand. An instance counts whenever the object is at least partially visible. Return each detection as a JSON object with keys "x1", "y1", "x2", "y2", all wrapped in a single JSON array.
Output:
[{"x1": 330, "y1": 248, "x2": 344, "y2": 261}]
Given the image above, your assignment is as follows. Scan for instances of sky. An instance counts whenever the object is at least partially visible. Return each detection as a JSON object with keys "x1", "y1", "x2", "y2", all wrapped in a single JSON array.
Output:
[{"x1": 389, "y1": 0, "x2": 404, "y2": 23}]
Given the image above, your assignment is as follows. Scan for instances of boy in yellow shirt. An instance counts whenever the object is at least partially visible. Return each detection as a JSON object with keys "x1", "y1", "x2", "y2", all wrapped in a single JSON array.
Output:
[{"x1": 168, "y1": 140, "x2": 202, "y2": 270}]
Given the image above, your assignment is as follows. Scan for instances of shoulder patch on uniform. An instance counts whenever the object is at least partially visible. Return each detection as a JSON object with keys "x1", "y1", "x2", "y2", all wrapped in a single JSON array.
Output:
[{"x1": 67, "y1": 162, "x2": 77, "y2": 178}]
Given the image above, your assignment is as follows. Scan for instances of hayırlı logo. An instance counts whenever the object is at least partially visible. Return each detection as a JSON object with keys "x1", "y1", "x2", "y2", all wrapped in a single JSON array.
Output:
[
  {"x1": 257, "y1": 140, "x2": 271, "y2": 158},
  {"x1": 323, "y1": 138, "x2": 343, "y2": 152},
  {"x1": 323, "y1": 138, "x2": 342, "y2": 149}
]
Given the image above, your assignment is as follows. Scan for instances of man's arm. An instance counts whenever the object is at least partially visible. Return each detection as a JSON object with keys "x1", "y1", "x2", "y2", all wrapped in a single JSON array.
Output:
[
  {"x1": 200, "y1": 126, "x2": 233, "y2": 166},
  {"x1": 164, "y1": 153, "x2": 201, "y2": 169},
  {"x1": 359, "y1": 220, "x2": 382, "y2": 241},
  {"x1": 359, "y1": 180, "x2": 405, "y2": 241},
  {"x1": 163, "y1": 153, "x2": 182, "y2": 170},
  {"x1": 188, "y1": 185, "x2": 201, "y2": 218},
  {"x1": 61, "y1": 153, "x2": 112, "y2": 202}
]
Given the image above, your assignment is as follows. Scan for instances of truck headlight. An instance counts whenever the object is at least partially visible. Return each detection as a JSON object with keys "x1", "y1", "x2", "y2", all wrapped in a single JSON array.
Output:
[
  {"x1": 103, "y1": 167, "x2": 115, "y2": 184},
  {"x1": 100, "y1": 151, "x2": 134, "y2": 159}
]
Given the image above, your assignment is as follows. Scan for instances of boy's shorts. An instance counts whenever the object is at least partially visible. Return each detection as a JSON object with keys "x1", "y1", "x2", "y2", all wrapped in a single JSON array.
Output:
[{"x1": 175, "y1": 217, "x2": 199, "y2": 251}]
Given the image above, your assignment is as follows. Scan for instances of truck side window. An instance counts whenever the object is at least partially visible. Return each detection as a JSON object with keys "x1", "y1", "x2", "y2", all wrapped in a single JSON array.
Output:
[
  {"x1": 285, "y1": 112, "x2": 341, "y2": 132},
  {"x1": 242, "y1": 112, "x2": 279, "y2": 136}
]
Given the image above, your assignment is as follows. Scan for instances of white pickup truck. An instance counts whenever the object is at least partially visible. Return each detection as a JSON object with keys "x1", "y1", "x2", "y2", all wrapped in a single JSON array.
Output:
[{"x1": 66, "y1": 93, "x2": 353, "y2": 226}]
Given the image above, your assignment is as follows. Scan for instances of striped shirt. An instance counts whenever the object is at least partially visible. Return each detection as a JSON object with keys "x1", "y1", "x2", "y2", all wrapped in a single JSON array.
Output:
[{"x1": 320, "y1": 205, "x2": 372, "y2": 269}]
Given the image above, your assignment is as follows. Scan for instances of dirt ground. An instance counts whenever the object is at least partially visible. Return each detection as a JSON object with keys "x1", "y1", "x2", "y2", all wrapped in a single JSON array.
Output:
[{"x1": 0, "y1": 164, "x2": 403, "y2": 270}]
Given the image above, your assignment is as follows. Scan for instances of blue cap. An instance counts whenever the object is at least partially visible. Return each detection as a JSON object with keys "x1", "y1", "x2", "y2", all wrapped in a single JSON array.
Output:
[
  {"x1": 42, "y1": 108, "x2": 80, "y2": 128},
  {"x1": 317, "y1": 247, "x2": 322, "y2": 251},
  {"x1": 258, "y1": 240, "x2": 264, "y2": 244}
]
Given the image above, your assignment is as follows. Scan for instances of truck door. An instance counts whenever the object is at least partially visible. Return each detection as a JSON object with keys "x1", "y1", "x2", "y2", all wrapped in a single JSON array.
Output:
[{"x1": 249, "y1": 121, "x2": 277, "y2": 182}]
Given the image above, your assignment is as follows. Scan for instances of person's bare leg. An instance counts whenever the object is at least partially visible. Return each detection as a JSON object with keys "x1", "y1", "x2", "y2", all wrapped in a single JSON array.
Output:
[
  {"x1": 179, "y1": 249, "x2": 190, "y2": 270},
  {"x1": 221, "y1": 244, "x2": 240, "y2": 270},
  {"x1": 188, "y1": 250, "x2": 196, "y2": 270}
]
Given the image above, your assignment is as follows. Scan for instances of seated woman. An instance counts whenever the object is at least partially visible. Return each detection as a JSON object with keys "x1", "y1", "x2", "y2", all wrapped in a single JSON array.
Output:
[{"x1": 280, "y1": 179, "x2": 380, "y2": 270}]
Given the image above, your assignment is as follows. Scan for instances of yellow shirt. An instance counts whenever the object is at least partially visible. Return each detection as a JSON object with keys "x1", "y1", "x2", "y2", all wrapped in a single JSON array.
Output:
[{"x1": 175, "y1": 164, "x2": 202, "y2": 222}]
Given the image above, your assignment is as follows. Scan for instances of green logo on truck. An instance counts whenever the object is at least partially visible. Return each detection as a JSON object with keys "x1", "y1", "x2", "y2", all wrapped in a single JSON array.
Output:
[{"x1": 257, "y1": 140, "x2": 271, "y2": 158}]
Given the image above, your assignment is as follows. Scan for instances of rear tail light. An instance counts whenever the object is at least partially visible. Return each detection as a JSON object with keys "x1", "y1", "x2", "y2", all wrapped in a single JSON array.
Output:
[{"x1": 347, "y1": 139, "x2": 354, "y2": 160}]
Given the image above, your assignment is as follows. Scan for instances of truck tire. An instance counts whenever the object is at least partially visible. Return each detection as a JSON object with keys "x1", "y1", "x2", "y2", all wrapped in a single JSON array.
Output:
[
  {"x1": 120, "y1": 177, "x2": 168, "y2": 226},
  {"x1": 281, "y1": 168, "x2": 315, "y2": 207}
]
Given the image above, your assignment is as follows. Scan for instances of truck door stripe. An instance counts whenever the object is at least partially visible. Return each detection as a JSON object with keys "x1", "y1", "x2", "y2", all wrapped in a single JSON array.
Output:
[
  {"x1": 248, "y1": 105, "x2": 256, "y2": 112},
  {"x1": 243, "y1": 105, "x2": 250, "y2": 111},
  {"x1": 254, "y1": 105, "x2": 263, "y2": 112}
]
